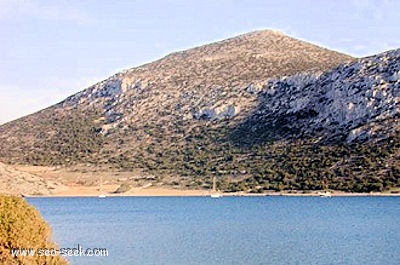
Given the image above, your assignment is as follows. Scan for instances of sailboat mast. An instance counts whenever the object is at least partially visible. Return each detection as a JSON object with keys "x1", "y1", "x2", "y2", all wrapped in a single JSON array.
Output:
[{"x1": 213, "y1": 176, "x2": 216, "y2": 192}]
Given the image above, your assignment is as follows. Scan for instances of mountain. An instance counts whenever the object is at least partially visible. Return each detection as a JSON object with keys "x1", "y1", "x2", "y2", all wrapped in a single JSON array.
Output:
[
  {"x1": 6, "y1": 30, "x2": 398, "y2": 193},
  {"x1": 0, "y1": 30, "x2": 352, "y2": 168}
]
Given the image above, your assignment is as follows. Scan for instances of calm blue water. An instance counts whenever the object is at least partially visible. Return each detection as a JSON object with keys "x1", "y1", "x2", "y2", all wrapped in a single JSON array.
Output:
[{"x1": 27, "y1": 196, "x2": 400, "y2": 265}]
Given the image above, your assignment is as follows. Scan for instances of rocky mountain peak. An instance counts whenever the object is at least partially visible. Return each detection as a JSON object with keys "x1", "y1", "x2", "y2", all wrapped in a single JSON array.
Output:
[{"x1": 56, "y1": 30, "x2": 352, "y2": 134}]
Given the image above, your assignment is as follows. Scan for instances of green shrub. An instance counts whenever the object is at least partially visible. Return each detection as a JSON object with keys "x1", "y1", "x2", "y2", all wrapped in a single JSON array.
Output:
[{"x1": 0, "y1": 195, "x2": 68, "y2": 265}]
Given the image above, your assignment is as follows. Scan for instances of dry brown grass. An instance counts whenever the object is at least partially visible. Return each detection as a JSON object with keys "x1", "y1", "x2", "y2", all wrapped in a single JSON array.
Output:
[{"x1": 0, "y1": 162, "x2": 67, "y2": 196}]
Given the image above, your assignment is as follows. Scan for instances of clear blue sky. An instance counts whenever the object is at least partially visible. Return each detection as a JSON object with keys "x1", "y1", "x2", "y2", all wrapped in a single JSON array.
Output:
[{"x1": 1, "y1": 0, "x2": 399, "y2": 124}]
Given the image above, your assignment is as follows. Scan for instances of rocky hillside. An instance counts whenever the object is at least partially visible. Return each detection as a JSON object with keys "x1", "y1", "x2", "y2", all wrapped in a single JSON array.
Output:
[
  {"x1": 232, "y1": 48, "x2": 400, "y2": 145},
  {"x1": 0, "y1": 30, "x2": 352, "y2": 168}
]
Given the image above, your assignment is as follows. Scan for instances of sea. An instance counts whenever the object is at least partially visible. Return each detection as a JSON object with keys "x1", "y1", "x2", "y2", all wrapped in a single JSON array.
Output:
[{"x1": 27, "y1": 196, "x2": 400, "y2": 265}]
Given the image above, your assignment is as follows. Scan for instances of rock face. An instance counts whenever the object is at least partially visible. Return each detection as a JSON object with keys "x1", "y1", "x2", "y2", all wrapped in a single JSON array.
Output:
[{"x1": 232, "y1": 49, "x2": 400, "y2": 145}]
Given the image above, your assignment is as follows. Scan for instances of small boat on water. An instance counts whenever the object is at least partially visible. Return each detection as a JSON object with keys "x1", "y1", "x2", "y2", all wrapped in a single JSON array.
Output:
[
  {"x1": 211, "y1": 193, "x2": 222, "y2": 198},
  {"x1": 318, "y1": 191, "x2": 332, "y2": 198}
]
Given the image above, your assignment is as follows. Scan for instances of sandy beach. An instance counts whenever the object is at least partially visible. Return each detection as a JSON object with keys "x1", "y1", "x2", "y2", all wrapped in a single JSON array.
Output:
[
  {"x1": 47, "y1": 184, "x2": 211, "y2": 197},
  {"x1": 25, "y1": 184, "x2": 400, "y2": 197}
]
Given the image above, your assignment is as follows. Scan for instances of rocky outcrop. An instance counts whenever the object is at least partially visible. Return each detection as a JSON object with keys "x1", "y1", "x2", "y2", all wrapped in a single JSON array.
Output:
[
  {"x1": 233, "y1": 49, "x2": 400, "y2": 145},
  {"x1": 193, "y1": 104, "x2": 237, "y2": 120}
]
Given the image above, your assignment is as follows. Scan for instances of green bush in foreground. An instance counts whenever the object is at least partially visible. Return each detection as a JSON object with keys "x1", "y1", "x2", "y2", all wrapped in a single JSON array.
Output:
[{"x1": 0, "y1": 195, "x2": 68, "y2": 265}]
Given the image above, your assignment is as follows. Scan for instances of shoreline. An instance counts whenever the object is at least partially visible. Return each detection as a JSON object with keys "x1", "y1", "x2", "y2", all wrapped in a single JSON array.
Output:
[
  {"x1": 7, "y1": 165, "x2": 400, "y2": 198},
  {"x1": 20, "y1": 185, "x2": 400, "y2": 198}
]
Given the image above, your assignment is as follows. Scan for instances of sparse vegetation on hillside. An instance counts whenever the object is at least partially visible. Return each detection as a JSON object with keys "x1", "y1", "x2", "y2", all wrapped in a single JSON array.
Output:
[
  {"x1": 0, "y1": 109, "x2": 104, "y2": 167},
  {"x1": 0, "y1": 195, "x2": 68, "y2": 265},
  {"x1": 127, "y1": 125, "x2": 400, "y2": 193}
]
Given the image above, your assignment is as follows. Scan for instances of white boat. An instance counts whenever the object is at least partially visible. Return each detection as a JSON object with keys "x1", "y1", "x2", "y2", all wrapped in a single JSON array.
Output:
[
  {"x1": 210, "y1": 176, "x2": 222, "y2": 198},
  {"x1": 318, "y1": 191, "x2": 332, "y2": 198},
  {"x1": 211, "y1": 193, "x2": 222, "y2": 198},
  {"x1": 98, "y1": 194, "x2": 106, "y2": 198}
]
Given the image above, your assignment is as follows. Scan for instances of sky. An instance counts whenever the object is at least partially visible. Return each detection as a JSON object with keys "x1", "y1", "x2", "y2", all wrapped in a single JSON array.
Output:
[{"x1": 0, "y1": 0, "x2": 399, "y2": 124}]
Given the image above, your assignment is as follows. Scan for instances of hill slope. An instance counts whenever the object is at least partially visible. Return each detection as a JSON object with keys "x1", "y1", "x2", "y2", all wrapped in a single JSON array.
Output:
[
  {"x1": 0, "y1": 30, "x2": 352, "y2": 170},
  {"x1": 0, "y1": 163, "x2": 66, "y2": 195}
]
